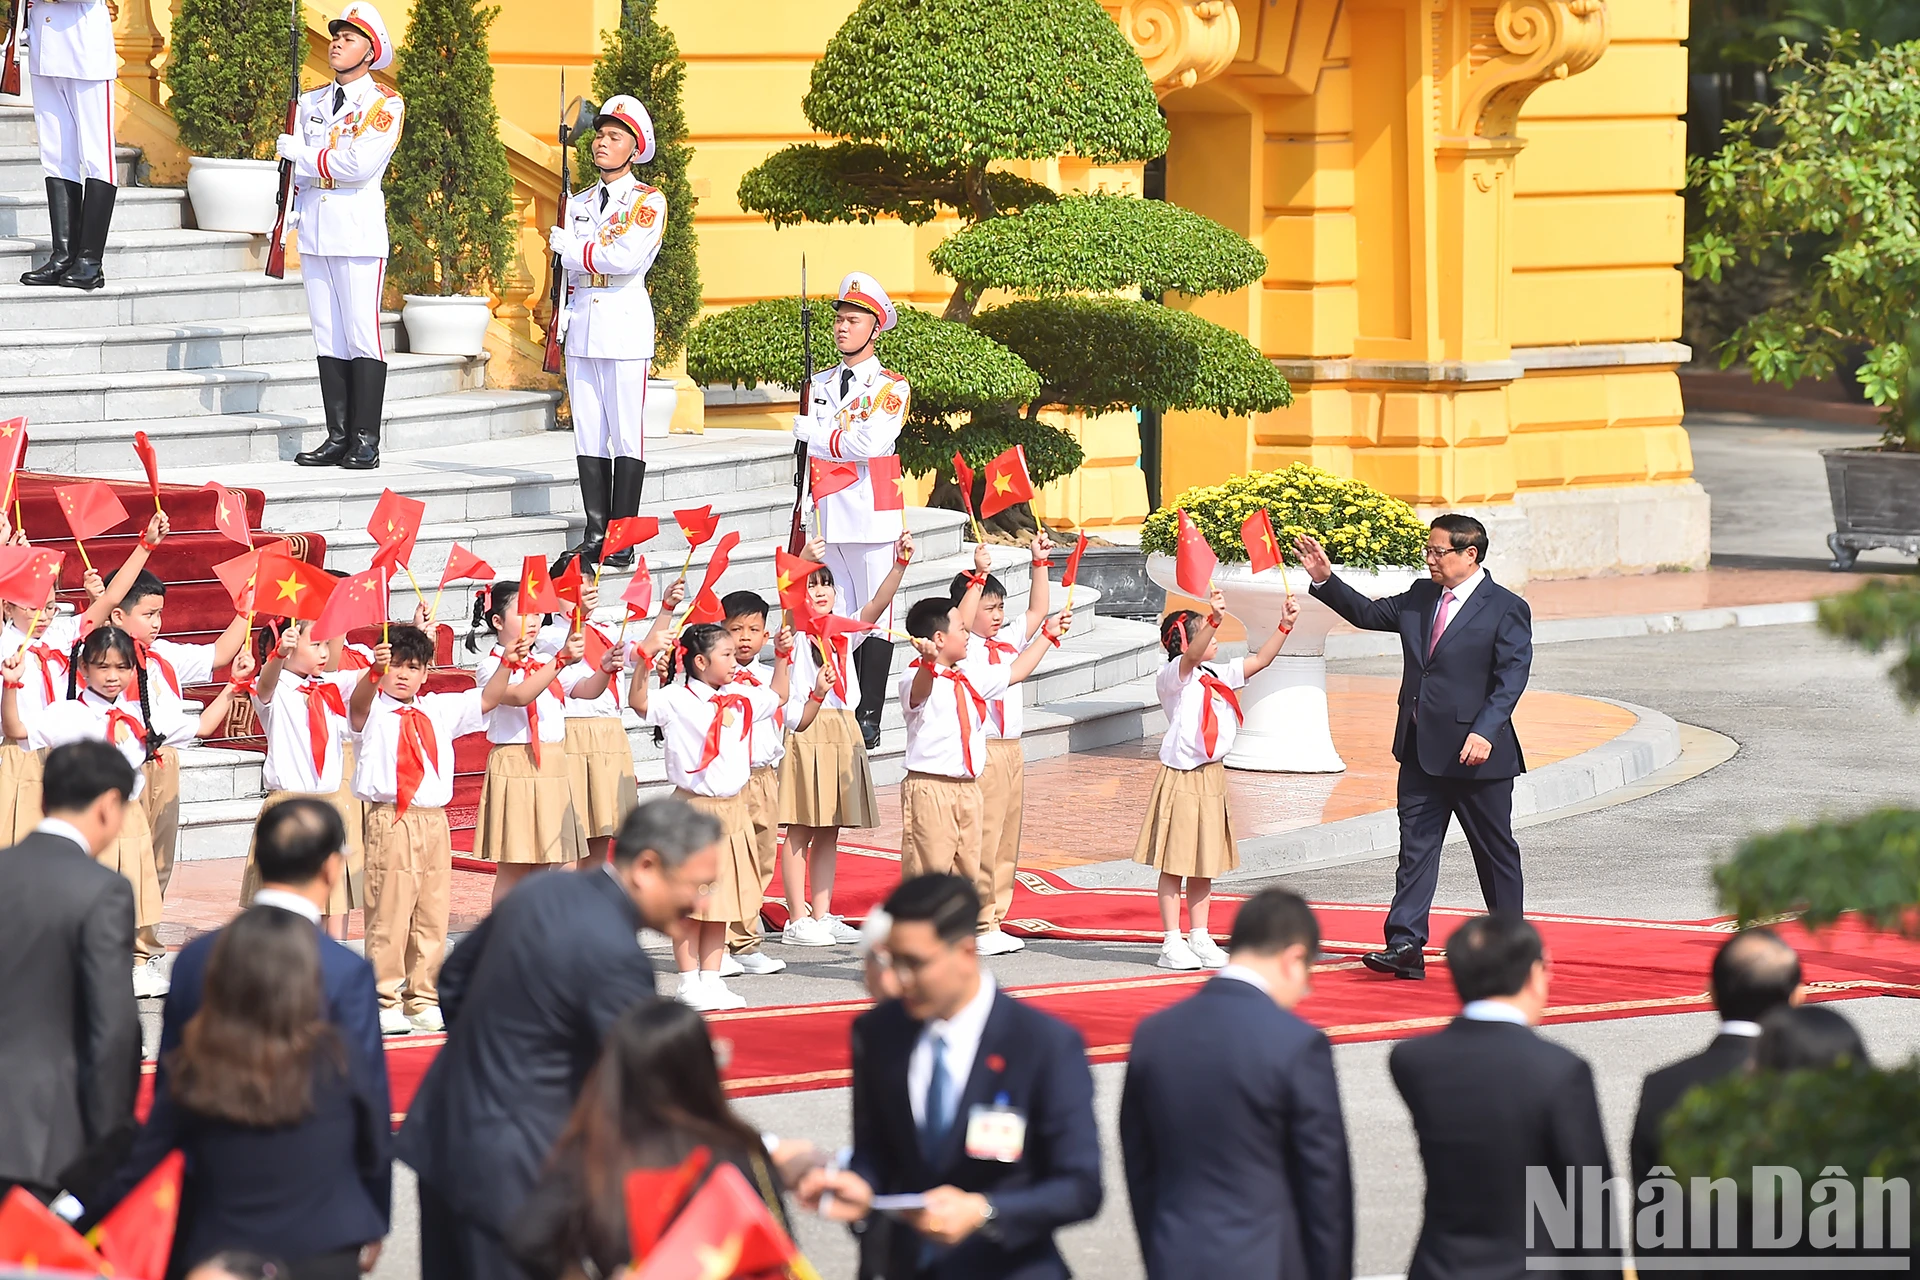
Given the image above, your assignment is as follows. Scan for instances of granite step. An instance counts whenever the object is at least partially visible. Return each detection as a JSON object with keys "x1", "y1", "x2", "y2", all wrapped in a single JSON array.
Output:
[
  {"x1": 0, "y1": 225, "x2": 262, "y2": 280},
  {"x1": 0, "y1": 185, "x2": 188, "y2": 237},
  {"x1": 0, "y1": 313, "x2": 404, "y2": 379}
]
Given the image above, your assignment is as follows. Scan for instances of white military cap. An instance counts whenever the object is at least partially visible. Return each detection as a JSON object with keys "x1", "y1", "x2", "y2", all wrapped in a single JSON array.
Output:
[
  {"x1": 594, "y1": 95, "x2": 657, "y2": 165},
  {"x1": 836, "y1": 272, "x2": 897, "y2": 332},
  {"x1": 328, "y1": 2, "x2": 393, "y2": 72}
]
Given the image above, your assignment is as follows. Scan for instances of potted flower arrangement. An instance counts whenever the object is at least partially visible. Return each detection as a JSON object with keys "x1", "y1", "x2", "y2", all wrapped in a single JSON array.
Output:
[
  {"x1": 1141, "y1": 463, "x2": 1428, "y2": 772},
  {"x1": 167, "y1": 0, "x2": 293, "y2": 232},
  {"x1": 383, "y1": 0, "x2": 515, "y2": 355}
]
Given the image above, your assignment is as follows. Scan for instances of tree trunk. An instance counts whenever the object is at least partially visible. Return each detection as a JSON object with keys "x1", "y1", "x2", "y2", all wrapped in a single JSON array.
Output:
[
  {"x1": 941, "y1": 164, "x2": 1000, "y2": 324},
  {"x1": 926, "y1": 475, "x2": 1040, "y2": 541}
]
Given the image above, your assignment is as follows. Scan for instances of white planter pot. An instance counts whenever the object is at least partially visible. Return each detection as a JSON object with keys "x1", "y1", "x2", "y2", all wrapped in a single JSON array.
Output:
[
  {"x1": 401, "y1": 294, "x2": 493, "y2": 356},
  {"x1": 1146, "y1": 554, "x2": 1423, "y2": 773},
  {"x1": 185, "y1": 156, "x2": 281, "y2": 234},
  {"x1": 643, "y1": 377, "x2": 678, "y2": 438}
]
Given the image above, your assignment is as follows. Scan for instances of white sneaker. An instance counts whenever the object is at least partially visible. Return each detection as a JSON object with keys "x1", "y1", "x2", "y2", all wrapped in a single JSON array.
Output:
[
  {"x1": 675, "y1": 973, "x2": 705, "y2": 1006},
  {"x1": 781, "y1": 917, "x2": 837, "y2": 947},
  {"x1": 130, "y1": 957, "x2": 170, "y2": 999},
  {"x1": 679, "y1": 974, "x2": 747, "y2": 1012},
  {"x1": 1156, "y1": 936, "x2": 1205, "y2": 971},
  {"x1": 409, "y1": 1006, "x2": 445, "y2": 1033},
  {"x1": 822, "y1": 913, "x2": 863, "y2": 944},
  {"x1": 734, "y1": 951, "x2": 788, "y2": 975},
  {"x1": 1188, "y1": 931, "x2": 1229, "y2": 969},
  {"x1": 379, "y1": 1006, "x2": 413, "y2": 1036},
  {"x1": 976, "y1": 929, "x2": 1026, "y2": 956},
  {"x1": 718, "y1": 952, "x2": 746, "y2": 977}
]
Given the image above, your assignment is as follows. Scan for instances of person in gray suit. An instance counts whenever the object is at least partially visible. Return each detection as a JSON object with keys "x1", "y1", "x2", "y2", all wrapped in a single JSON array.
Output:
[{"x1": 0, "y1": 741, "x2": 143, "y2": 1205}]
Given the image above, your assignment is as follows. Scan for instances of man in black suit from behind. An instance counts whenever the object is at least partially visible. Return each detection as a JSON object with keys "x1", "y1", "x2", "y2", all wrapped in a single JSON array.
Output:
[
  {"x1": 1296, "y1": 516, "x2": 1532, "y2": 979},
  {"x1": 1121, "y1": 887, "x2": 1353, "y2": 1280},
  {"x1": 397, "y1": 798, "x2": 722, "y2": 1280},
  {"x1": 802, "y1": 874, "x2": 1103, "y2": 1280},
  {"x1": 0, "y1": 741, "x2": 142, "y2": 1206},
  {"x1": 1391, "y1": 914, "x2": 1620, "y2": 1280}
]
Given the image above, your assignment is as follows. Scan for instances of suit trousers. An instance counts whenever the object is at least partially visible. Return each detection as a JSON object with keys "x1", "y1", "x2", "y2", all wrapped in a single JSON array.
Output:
[
  {"x1": 418, "y1": 1181, "x2": 529, "y2": 1280},
  {"x1": 33, "y1": 75, "x2": 115, "y2": 184},
  {"x1": 303, "y1": 254, "x2": 387, "y2": 361},
  {"x1": 1386, "y1": 721, "x2": 1524, "y2": 947},
  {"x1": 567, "y1": 355, "x2": 649, "y2": 459}
]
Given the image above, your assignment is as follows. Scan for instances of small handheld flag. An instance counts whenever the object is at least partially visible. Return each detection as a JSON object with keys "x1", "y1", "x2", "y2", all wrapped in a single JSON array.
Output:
[
  {"x1": 868, "y1": 454, "x2": 907, "y2": 514},
  {"x1": 256, "y1": 551, "x2": 337, "y2": 622},
  {"x1": 53, "y1": 481, "x2": 129, "y2": 572},
  {"x1": 1173, "y1": 509, "x2": 1218, "y2": 600},
  {"x1": 203, "y1": 482, "x2": 252, "y2": 548},
  {"x1": 809, "y1": 459, "x2": 859, "y2": 502},
  {"x1": 1061, "y1": 532, "x2": 1089, "y2": 610},
  {"x1": 133, "y1": 431, "x2": 165, "y2": 513},
  {"x1": 979, "y1": 445, "x2": 1034, "y2": 519},
  {"x1": 313, "y1": 566, "x2": 387, "y2": 643}
]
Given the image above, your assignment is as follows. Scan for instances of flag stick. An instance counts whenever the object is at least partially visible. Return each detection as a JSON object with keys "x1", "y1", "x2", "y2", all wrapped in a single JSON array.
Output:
[
  {"x1": 430, "y1": 583, "x2": 444, "y2": 624},
  {"x1": 72, "y1": 536, "x2": 93, "y2": 574},
  {"x1": 12, "y1": 498, "x2": 22, "y2": 538},
  {"x1": 402, "y1": 563, "x2": 429, "y2": 612}
]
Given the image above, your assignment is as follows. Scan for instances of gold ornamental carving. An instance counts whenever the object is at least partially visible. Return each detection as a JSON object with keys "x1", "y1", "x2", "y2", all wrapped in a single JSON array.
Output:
[
  {"x1": 1104, "y1": 0, "x2": 1241, "y2": 95},
  {"x1": 1455, "y1": 0, "x2": 1608, "y2": 138}
]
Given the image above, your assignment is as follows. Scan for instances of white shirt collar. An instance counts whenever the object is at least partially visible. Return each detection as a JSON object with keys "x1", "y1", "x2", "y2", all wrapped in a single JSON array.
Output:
[
  {"x1": 1462, "y1": 998, "x2": 1530, "y2": 1025},
  {"x1": 841, "y1": 354, "x2": 882, "y2": 382},
  {"x1": 333, "y1": 74, "x2": 378, "y2": 106},
  {"x1": 926, "y1": 970, "x2": 996, "y2": 1045},
  {"x1": 1718, "y1": 1019, "x2": 1763, "y2": 1038},
  {"x1": 600, "y1": 171, "x2": 638, "y2": 200},
  {"x1": 1441, "y1": 566, "x2": 1486, "y2": 607},
  {"x1": 1215, "y1": 963, "x2": 1270, "y2": 993},
  {"x1": 33, "y1": 818, "x2": 92, "y2": 856},
  {"x1": 251, "y1": 887, "x2": 324, "y2": 925}
]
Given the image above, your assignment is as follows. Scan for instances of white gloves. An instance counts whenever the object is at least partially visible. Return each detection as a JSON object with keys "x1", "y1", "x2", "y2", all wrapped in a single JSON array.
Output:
[
  {"x1": 792, "y1": 414, "x2": 813, "y2": 442},
  {"x1": 274, "y1": 133, "x2": 301, "y2": 162},
  {"x1": 548, "y1": 225, "x2": 576, "y2": 256}
]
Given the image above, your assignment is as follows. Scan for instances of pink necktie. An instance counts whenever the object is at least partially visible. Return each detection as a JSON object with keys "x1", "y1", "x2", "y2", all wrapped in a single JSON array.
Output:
[{"x1": 1428, "y1": 589, "x2": 1456, "y2": 657}]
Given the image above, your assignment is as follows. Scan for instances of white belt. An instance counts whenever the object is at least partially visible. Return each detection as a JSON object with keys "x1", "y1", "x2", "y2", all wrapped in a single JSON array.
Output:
[{"x1": 571, "y1": 272, "x2": 639, "y2": 289}]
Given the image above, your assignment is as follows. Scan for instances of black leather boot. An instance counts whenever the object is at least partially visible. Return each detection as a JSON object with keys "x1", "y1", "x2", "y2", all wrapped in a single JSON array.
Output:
[
  {"x1": 598, "y1": 456, "x2": 647, "y2": 569},
  {"x1": 56, "y1": 179, "x2": 115, "y2": 291},
  {"x1": 20, "y1": 178, "x2": 81, "y2": 286},
  {"x1": 340, "y1": 357, "x2": 386, "y2": 469},
  {"x1": 296, "y1": 357, "x2": 355, "y2": 466},
  {"x1": 853, "y1": 634, "x2": 893, "y2": 749},
  {"x1": 567, "y1": 455, "x2": 613, "y2": 567}
]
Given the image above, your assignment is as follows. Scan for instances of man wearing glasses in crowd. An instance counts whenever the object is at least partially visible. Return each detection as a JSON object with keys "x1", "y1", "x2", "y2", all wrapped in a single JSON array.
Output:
[{"x1": 1294, "y1": 516, "x2": 1534, "y2": 980}]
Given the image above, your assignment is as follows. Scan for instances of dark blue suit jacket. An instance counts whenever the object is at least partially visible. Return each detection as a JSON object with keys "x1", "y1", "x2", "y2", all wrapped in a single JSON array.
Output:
[
  {"x1": 1121, "y1": 977, "x2": 1353, "y2": 1280},
  {"x1": 848, "y1": 986, "x2": 1103, "y2": 1280},
  {"x1": 1310, "y1": 570, "x2": 1532, "y2": 779}
]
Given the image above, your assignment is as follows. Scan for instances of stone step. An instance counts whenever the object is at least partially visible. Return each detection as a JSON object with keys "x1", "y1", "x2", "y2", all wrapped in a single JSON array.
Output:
[
  {"x1": 0, "y1": 269, "x2": 309, "y2": 328},
  {"x1": 0, "y1": 225, "x2": 263, "y2": 280},
  {"x1": 0, "y1": 143, "x2": 137, "y2": 191},
  {"x1": 0, "y1": 312, "x2": 404, "y2": 378},
  {"x1": 0, "y1": 106, "x2": 37, "y2": 149},
  {"x1": 0, "y1": 185, "x2": 188, "y2": 237},
  {"x1": 2, "y1": 351, "x2": 484, "y2": 424}
]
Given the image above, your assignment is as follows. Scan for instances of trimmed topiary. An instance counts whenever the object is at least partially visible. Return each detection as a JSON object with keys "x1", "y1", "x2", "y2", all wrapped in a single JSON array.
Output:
[
  {"x1": 167, "y1": 0, "x2": 295, "y2": 161},
  {"x1": 738, "y1": 143, "x2": 1058, "y2": 229},
  {"x1": 1140, "y1": 464, "x2": 1429, "y2": 569}
]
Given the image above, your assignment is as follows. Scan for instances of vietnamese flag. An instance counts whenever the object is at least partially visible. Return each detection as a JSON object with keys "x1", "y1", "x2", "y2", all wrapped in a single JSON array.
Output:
[
  {"x1": 519, "y1": 554, "x2": 566, "y2": 615},
  {"x1": 1174, "y1": 509, "x2": 1218, "y2": 599},
  {"x1": 211, "y1": 539, "x2": 293, "y2": 614},
  {"x1": 809, "y1": 458, "x2": 858, "y2": 502},
  {"x1": 92, "y1": 1149, "x2": 185, "y2": 1280},
  {"x1": 133, "y1": 431, "x2": 165, "y2": 512},
  {"x1": 255, "y1": 550, "x2": 337, "y2": 621},
  {"x1": 1061, "y1": 532, "x2": 1089, "y2": 589},
  {"x1": 0, "y1": 546, "x2": 63, "y2": 610},
  {"x1": 53, "y1": 480, "x2": 128, "y2": 543},
  {"x1": 603, "y1": 515, "x2": 659, "y2": 561},
  {"x1": 201, "y1": 481, "x2": 252, "y2": 547},
  {"x1": 621, "y1": 562, "x2": 653, "y2": 619},
  {"x1": 437, "y1": 543, "x2": 493, "y2": 589},
  {"x1": 980, "y1": 445, "x2": 1034, "y2": 519},
  {"x1": 0, "y1": 1185, "x2": 101, "y2": 1272},
  {"x1": 867, "y1": 454, "x2": 906, "y2": 512},
  {"x1": 368, "y1": 489, "x2": 425, "y2": 571},
  {"x1": 1241, "y1": 508, "x2": 1281, "y2": 575},
  {"x1": 0, "y1": 417, "x2": 26, "y2": 509},
  {"x1": 673, "y1": 505, "x2": 719, "y2": 550},
  {"x1": 313, "y1": 566, "x2": 387, "y2": 642},
  {"x1": 633, "y1": 1160, "x2": 809, "y2": 1280},
  {"x1": 951, "y1": 451, "x2": 977, "y2": 519}
]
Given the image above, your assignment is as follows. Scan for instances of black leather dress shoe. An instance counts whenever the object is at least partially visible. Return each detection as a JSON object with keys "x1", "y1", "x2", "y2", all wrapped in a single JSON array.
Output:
[{"x1": 1362, "y1": 939, "x2": 1427, "y2": 979}]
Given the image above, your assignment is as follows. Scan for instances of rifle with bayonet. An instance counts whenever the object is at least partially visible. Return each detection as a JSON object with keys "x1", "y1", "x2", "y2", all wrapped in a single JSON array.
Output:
[
  {"x1": 786, "y1": 255, "x2": 814, "y2": 554},
  {"x1": 264, "y1": 0, "x2": 301, "y2": 279}
]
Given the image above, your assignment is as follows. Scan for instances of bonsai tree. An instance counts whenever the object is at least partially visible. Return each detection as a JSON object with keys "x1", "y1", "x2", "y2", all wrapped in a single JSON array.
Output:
[
  {"x1": 582, "y1": 0, "x2": 699, "y2": 366},
  {"x1": 166, "y1": 0, "x2": 295, "y2": 160},
  {"x1": 1687, "y1": 33, "x2": 1920, "y2": 448},
  {"x1": 687, "y1": 0, "x2": 1290, "y2": 536},
  {"x1": 384, "y1": 0, "x2": 516, "y2": 297},
  {"x1": 1140, "y1": 464, "x2": 1430, "y2": 571}
]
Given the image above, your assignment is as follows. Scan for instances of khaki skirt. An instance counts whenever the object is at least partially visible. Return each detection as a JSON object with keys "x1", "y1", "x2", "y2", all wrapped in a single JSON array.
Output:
[
  {"x1": 472, "y1": 742, "x2": 587, "y2": 865},
  {"x1": 240, "y1": 785, "x2": 367, "y2": 913},
  {"x1": 776, "y1": 707, "x2": 877, "y2": 829},
  {"x1": 0, "y1": 743, "x2": 45, "y2": 848},
  {"x1": 676, "y1": 788, "x2": 761, "y2": 925},
  {"x1": 1131, "y1": 761, "x2": 1238, "y2": 879},
  {"x1": 102, "y1": 797, "x2": 163, "y2": 930},
  {"x1": 564, "y1": 715, "x2": 636, "y2": 839}
]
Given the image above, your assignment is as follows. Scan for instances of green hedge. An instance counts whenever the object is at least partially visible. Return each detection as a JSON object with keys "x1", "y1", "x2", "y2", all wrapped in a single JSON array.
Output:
[
  {"x1": 737, "y1": 143, "x2": 1057, "y2": 228},
  {"x1": 166, "y1": 0, "x2": 293, "y2": 161},
  {"x1": 1140, "y1": 463, "x2": 1429, "y2": 569},
  {"x1": 902, "y1": 407, "x2": 1086, "y2": 489}
]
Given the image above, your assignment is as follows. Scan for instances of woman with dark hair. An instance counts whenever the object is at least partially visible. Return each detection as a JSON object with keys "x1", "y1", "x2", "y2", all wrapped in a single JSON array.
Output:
[
  {"x1": 93, "y1": 906, "x2": 388, "y2": 1280},
  {"x1": 509, "y1": 999, "x2": 800, "y2": 1280},
  {"x1": 1754, "y1": 1004, "x2": 1870, "y2": 1072}
]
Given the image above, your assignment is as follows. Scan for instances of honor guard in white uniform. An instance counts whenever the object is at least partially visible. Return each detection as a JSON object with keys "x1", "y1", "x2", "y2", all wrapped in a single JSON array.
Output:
[
  {"x1": 17, "y1": 0, "x2": 119, "y2": 290},
  {"x1": 793, "y1": 272, "x2": 911, "y2": 747},
  {"x1": 276, "y1": 2, "x2": 403, "y2": 471},
  {"x1": 547, "y1": 94, "x2": 667, "y2": 571}
]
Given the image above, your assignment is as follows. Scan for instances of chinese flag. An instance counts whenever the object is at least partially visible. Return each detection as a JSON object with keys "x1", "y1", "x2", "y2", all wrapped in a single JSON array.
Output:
[
  {"x1": 621, "y1": 563, "x2": 653, "y2": 619},
  {"x1": 1241, "y1": 508, "x2": 1281, "y2": 574},
  {"x1": 0, "y1": 1186, "x2": 100, "y2": 1273},
  {"x1": 93, "y1": 1149, "x2": 186, "y2": 1280},
  {"x1": 368, "y1": 489, "x2": 425, "y2": 571},
  {"x1": 625, "y1": 1149, "x2": 712, "y2": 1262},
  {"x1": 797, "y1": 611, "x2": 871, "y2": 642},
  {"x1": 1061, "y1": 532, "x2": 1089, "y2": 589},
  {"x1": 201, "y1": 482, "x2": 252, "y2": 547},
  {"x1": 0, "y1": 546, "x2": 63, "y2": 610},
  {"x1": 54, "y1": 481, "x2": 128, "y2": 543},
  {"x1": 980, "y1": 445, "x2": 1034, "y2": 519},
  {"x1": 809, "y1": 459, "x2": 858, "y2": 502},
  {"x1": 313, "y1": 566, "x2": 387, "y2": 642},
  {"x1": 951, "y1": 451, "x2": 977, "y2": 518},
  {"x1": 133, "y1": 431, "x2": 164, "y2": 510},
  {"x1": 519, "y1": 554, "x2": 565, "y2": 615},
  {"x1": 673, "y1": 505, "x2": 719, "y2": 550},
  {"x1": 686, "y1": 530, "x2": 740, "y2": 616},
  {"x1": 1174, "y1": 509, "x2": 1218, "y2": 598},
  {"x1": 604, "y1": 515, "x2": 659, "y2": 560},
  {"x1": 255, "y1": 550, "x2": 337, "y2": 621},
  {"x1": 438, "y1": 543, "x2": 493, "y2": 589},
  {"x1": 684, "y1": 587, "x2": 724, "y2": 625},
  {"x1": 867, "y1": 454, "x2": 906, "y2": 512},
  {"x1": 633, "y1": 1161, "x2": 809, "y2": 1280},
  {"x1": 210, "y1": 539, "x2": 291, "y2": 613},
  {"x1": 0, "y1": 417, "x2": 26, "y2": 507},
  {"x1": 773, "y1": 548, "x2": 818, "y2": 616},
  {"x1": 552, "y1": 555, "x2": 585, "y2": 609}
]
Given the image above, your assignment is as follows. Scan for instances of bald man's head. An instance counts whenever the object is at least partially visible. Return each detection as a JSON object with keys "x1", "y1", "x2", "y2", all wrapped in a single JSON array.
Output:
[{"x1": 1711, "y1": 927, "x2": 1802, "y2": 1023}]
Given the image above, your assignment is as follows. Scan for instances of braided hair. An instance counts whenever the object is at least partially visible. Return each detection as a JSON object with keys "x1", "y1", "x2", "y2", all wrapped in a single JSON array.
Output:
[
  {"x1": 68, "y1": 625, "x2": 164, "y2": 761},
  {"x1": 465, "y1": 580, "x2": 518, "y2": 653},
  {"x1": 254, "y1": 617, "x2": 287, "y2": 665},
  {"x1": 1160, "y1": 609, "x2": 1202, "y2": 659}
]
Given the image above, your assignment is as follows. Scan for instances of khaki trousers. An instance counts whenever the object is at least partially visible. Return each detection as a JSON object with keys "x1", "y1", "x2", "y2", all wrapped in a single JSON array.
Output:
[
  {"x1": 363, "y1": 802, "x2": 453, "y2": 1012},
  {"x1": 977, "y1": 738, "x2": 1024, "y2": 931},
  {"x1": 727, "y1": 765, "x2": 782, "y2": 955},
  {"x1": 134, "y1": 747, "x2": 180, "y2": 961},
  {"x1": 899, "y1": 772, "x2": 983, "y2": 885}
]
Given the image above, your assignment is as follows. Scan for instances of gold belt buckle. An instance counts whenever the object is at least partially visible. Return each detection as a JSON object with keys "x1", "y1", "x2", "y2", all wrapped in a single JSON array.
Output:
[
  {"x1": 587, "y1": 272, "x2": 608, "y2": 288},
  {"x1": 319, "y1": 177, "x2": 335, "y2": 190}
]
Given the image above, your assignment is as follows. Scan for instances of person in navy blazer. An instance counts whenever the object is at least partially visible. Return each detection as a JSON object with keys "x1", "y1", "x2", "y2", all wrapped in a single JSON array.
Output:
[
  {"x1": 801, "y1": 875, "x2": 1103, "y2": 1280},
  {"x1": 1296, "y1": 516, "x2": 1533, "y2": 978},
  {"x1": 1121, "y1": 888, "x2": 1352, "y2": 1280}
]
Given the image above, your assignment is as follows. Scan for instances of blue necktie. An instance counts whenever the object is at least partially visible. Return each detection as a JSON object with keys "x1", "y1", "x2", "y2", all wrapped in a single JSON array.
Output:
[{"x1": 920, "y1": 1032, "x2": 952, "y2": 1162}]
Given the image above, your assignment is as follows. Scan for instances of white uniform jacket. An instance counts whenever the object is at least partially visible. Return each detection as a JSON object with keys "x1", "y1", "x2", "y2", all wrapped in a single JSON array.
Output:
[
  {"x1": 24, "y1": 0, "x2": 115, "y2": 81},
  {"x1": 556, "y1": 173, "x2": 668, "y2": 360},
  {"x1": 795, "y1": 355, "x2": 910, "y2": 546},
  {"x1": 287, "y1": 75, "x2": 404, "y2": 259}
]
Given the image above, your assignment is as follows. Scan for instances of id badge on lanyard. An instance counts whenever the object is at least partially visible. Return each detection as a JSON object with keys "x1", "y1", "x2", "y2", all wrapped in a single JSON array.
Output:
[{"x1": 965, "y1": 1093, "x2": 1027, "y2": 1164}]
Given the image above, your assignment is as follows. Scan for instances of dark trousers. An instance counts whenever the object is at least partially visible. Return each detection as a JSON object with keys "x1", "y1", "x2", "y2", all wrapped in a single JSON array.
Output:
[
  {"x1": 286, "y1": 1247, "x2": 363, "y2": 1280},
  {"x1": 418, "y1": 1182, "x2": 530, "y2": 1280},
  {"x1": 1386, "y1": 725, "x2": 1525, "y2": 946}
]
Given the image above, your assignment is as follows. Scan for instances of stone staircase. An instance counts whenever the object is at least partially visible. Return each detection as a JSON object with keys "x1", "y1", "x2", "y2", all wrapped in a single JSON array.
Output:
[{"x1": 0, "y1": 104, "x2": 1167, "y2": 862}]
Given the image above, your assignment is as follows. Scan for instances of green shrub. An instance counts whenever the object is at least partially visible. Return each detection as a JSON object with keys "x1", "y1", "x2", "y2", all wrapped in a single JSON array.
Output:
[
  {"x1": 1140, "y1": 463, "x2": 1429, "y2": 569},
  {"x1": 1661, "y1": 1061, "x2": 1920, "y2": 1192},
  {"x1": 167, "y1": 0, "x2": 293, "y2": 161}
]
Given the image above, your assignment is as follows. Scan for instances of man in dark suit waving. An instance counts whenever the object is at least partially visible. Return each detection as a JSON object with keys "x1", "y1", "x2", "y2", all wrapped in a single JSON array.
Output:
[
  {"x1": 1121, "y1": 888, "x2": 1352, "y2": 1280},
  {"x1": 803, "y1": 874, "x2": 1103, "y2": 1279},
  {"x1": 1296, "y1": 516, "x2": 1532, "y2": 978}
]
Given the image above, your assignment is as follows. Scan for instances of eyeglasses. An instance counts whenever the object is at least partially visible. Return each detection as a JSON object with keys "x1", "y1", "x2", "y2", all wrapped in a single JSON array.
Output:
[{"x1": 1423, "y1": 545, "x2": 1464, "y2": 561}]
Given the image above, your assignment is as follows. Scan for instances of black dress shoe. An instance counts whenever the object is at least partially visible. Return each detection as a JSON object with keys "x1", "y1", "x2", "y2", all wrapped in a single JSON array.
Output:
[{"x1": 1362, "y1": 940, "x2": 1426, "y2": 979}]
